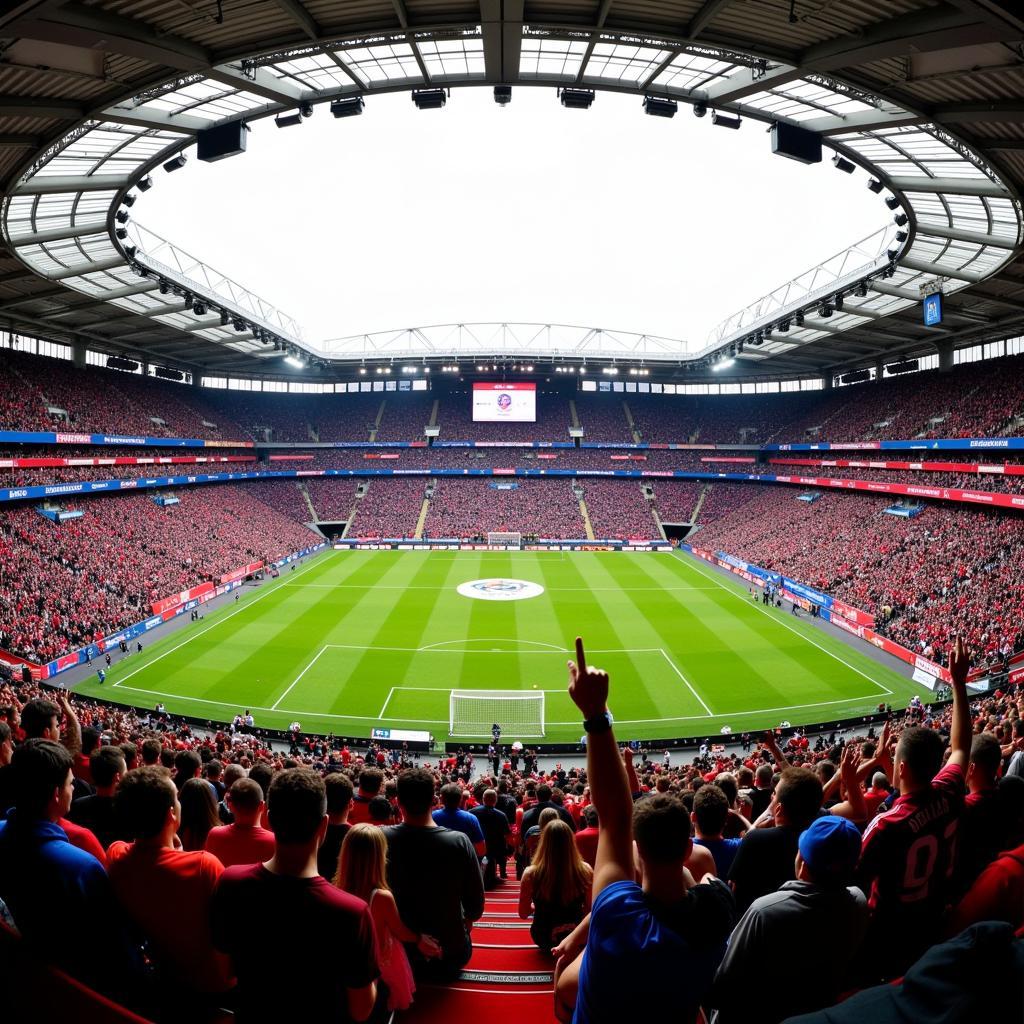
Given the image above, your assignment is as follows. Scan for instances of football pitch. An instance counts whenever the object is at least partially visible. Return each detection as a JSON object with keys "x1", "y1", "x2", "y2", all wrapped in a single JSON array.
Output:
[{"x1": 76, "y1": 549, "x2": 923, "y2": 744}]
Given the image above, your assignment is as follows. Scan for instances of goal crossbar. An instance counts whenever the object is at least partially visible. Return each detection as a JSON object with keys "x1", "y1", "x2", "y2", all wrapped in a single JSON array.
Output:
[{"x1": 449, "y1": 689, "x2": 545, "y2": 737}]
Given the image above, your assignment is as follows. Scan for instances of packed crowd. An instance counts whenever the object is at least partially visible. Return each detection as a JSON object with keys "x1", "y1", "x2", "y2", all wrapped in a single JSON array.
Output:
[
  {"x1": 693, "y1": 487, "x2": 1024, "y2": 669},
  {"x1": 581, "y1": 479, "x2": 659, "y2": 540},
  {"x1": 0, "y1": 487, "x2": 318, "y2": 662},
  {"x1": 1, "y1": 632, "x2": 1022, "y2": 1023},
  {"x1": 347, "y1": 479, "x2": 424, "y2": 536},
  {"x1": 440, "y1": 391, "x2": 571, "y2": 442},
  {"x1": 424, "y1": 479, "x2": 586, "y2": 539}
]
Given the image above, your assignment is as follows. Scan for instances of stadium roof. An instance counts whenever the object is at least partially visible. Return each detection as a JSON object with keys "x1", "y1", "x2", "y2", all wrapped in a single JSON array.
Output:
[{"x1": 0, "y1": 1, "x2": 1021, "y2": 382}]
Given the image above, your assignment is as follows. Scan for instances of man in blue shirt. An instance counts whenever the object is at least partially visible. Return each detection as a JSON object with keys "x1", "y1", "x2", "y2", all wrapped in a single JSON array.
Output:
[
  {"x1": 692, "y1": 783, "x2": 747, "y2": 879},
  {"x1": 432, "y1": 783, "x2": 485, "y2": 856},
  {"x1": 0, "y1": 739, "x2": 139, "y2": 995},
  {"x1": 556, "y1": 639, "x2": 735, "y2": 1024}
]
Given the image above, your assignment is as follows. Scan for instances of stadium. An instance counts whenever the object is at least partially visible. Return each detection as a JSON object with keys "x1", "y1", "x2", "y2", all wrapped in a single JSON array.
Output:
[{"x1": 1, "y1": 1, "x2": 1023, "y2": 1022}]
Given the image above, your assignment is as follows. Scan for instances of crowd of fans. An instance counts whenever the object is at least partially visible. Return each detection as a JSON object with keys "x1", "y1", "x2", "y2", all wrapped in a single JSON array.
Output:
[
  {"x1": 1, "y1": 633, "x2": 1022, "y2": 1022},
  {"x1": 693, "y1": 487, "x2": 1024, "y2": 669},
  {"x1": 581, "y1": 480, "x2": 659, "y2": 540},
  {"x1": 0, "y1": 487, "x2": 318, "y2": 662},
  {"x1": 347, "y1": 479, "x2": 424, "y2": 536},
  {"x1": 424, "y1": 479, "x2": 586, "y2": 539}
]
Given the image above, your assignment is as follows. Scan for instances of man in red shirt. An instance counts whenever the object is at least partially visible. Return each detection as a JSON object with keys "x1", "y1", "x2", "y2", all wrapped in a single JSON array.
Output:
[
  {"x1": 348, "y1": 767, "x2": 384, "y2": 826},
  {"x1": 107, "y1": 767, "x2": 234, "y2": 1006},
  {"x1": 204, "y1": 778, "x2": 275, "y2": 868},
  {"x1": 574, "y1": 805, "x2": 600, "y2": 868},
  {"x1": 947, "y1": 840, "x2": 1024, "y2": 934},
  {"x1": 857, "y1": 637, "x2": 971, "y2": 981},
  {"x1": 211, "y1": 768, "x2": 379, "y2": 1023}
]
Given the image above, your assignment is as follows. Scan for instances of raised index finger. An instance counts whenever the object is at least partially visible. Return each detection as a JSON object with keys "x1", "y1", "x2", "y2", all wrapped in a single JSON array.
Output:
[{"x1": 575, "y1": 636, "x2": 587, "y2": 673}]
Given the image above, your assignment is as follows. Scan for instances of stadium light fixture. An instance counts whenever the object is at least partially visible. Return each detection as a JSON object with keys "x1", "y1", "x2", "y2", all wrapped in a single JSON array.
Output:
[
  {"x1": 867, "y1": 178, "x2": 884, "y2": 193},
  {"x1": 494, "y1": 86, "x2": 512, "y2": 106},
  {"x1": 818, "y1": 303, "x2": 834, "y2": 318},
  {"x1": 219, "y1": 310, "x2": 230, "y2": 326},
  {"x1": 330, "y1": 96, "x2": 365, "y2": 118},
  {"x1": 895, "y1": 230, "x2": 908, "y2": 243},
  {"x1": 232, "y1": 319, "x2": 246, "y2": 331},
  {"x1": 560, "y1": 88, "x2": 595, "y2": 110},
  {"x1": 116, "y1": 210, "x2": 130, "y2": 224},
  {"x1": 711, "y1": 111, "x2": 741, "y2": 129},
  {"x1": 192, "y1": 300, "x2": 207, "y2": 316},
  {"x1": 884, "y1": 195, "x2": 900, "y2": 210},
  {"x1": 413, "y1": 88, "x2": 447, "y2": 110},
  {"x1": 833, "y1": 292, "x2": 845, "y2": 311},
  {"x1": 121, "y1": 193, "x2": 137, "y2": 208},
  {"x1": 794, "y1": 310, "x2": 805, "y2": 327},
  {"x1": 275, "y1": 111, "x2": 304, "y2": 128},
  {"x1": 162, "y1": 154, "x2": 187, "y2": 173},
  {"x1": 137, "y1": 176, "x2": 154, "y2": 192},
  {"x1": 359, "y1": 367, "x2": 366, "y2": 375},
  {"x1": 831, "y1": 155, "x2": 856, "y2": 174},
  {"x1": 693, "y1": 102, "x2": 708, "y2": 118},
  {"x1": 125, "y1": 247, "x2": 137, "y2": 261},
  {"x1": 712, "y1": 357, "x2": 735, "y2": 371},
  {"x1": 778, "y1": 320, "x2": 791, "y2": 333},
  {"x1": 115, "y1": 227, "x2": 128, "y2": 240},
  {"x1": 894, "y1": 212, "x2": 908, "y2": 226},
  {"x1": 854, "y1": 280, "x2": 868, "y2": 298},
  {"x1": 643, "y1": 96, "x2": 677, "y2": 118},
  {"x1": 285, "y1": 355, "x2": 305, "y2": 368}
]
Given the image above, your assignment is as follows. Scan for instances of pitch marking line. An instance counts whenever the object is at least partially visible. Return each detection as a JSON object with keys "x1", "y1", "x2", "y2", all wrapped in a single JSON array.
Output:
[
  {"x1": 111, "y1": 552, "x2": 330, "y2": 692},
  {"x1": 271, "y1": 645, "x2": 331, "y2": 711},
  {"x1": 378, "y1": 686, "x2": 396, "y2": 718},
  {"x1": 104, "y1": 682, "x2": 887, "y2": 726},
  {"x1": 659, "y1": 648, "x2": 713, "y2": 716},
  {"x1": 285, "y1": 583, "x2": 721, "y2": 592},
  {"x1": 676, "y1": 551, "x2": 893, "y2": 697}
]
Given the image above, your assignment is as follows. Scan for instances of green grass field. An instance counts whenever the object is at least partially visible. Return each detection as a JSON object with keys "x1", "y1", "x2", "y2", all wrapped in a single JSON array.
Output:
[{"x1": 75, "y1": 549, "x2": 924, "y2": 744}]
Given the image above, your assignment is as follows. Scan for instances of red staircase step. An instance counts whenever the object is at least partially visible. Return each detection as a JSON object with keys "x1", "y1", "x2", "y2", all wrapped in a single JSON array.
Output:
[{"x1": 401, "y1": 984, "x2": 557, "y2": 1024}]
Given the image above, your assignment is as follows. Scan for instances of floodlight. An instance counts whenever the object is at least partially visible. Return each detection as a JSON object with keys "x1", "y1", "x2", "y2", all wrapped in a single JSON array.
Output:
[
  {"x1": 232, "y1": 319, "x2": 246, "y2": 332},
  {"x1": 867, "y1": 178, "x2": 884, "y2": 193},
  {"x1": 219, "y1": 310, "x2": 230, "y2": 326},
  {"x1": 884, "y1": 195, "x2": 900, "y2": 210},
  {"x1": 643, "y1": 96, "x2": 677, "y2": 118},
  {"x1": 887, "y1": 249, "x2": 900, "y2": 262},
  {"x1": 854, "y1": 280, "x2": 868, "y2": 298},
  {"x1": 818, "y1": 303, "x2": 833, "y2": 318},
  {"x1": 712, "y1": 357, "x2": 735, "y2": 371},
  {"x1": 778, "y1": 320, "x2": 791, "y2": 333},
  {"x1": 162, "y1": 154, "x2": 187, "y2": 172},
  {"x1": 560, "y1": 89, "x2": 595, "y2": 110},
  {"x1": 711, "y1": 111, "x2": 741, "y2": 129},
  {"x1": 192, "y1": 300, "x2": 207, "y2": 316},
  {"x1": 895, "y1": 230, "x2": 908, "y2": 242},
  {"x1": 125, "y1": 247, "x2": 137, "y2": 261},
  {"x1": 894, "y1": 213, "x2": 908, "y2": 226},
  {"x1": 331, "y1": 96, "x2": 365, "y2": 118},
  {"x1": 693, "y1": 102, "x2": 707, "y2": 118},
  {"x1": 116, "y1": 210, "x2": 130, "y2": 224},
  {"x1": 158, "y1": 280, "x2": 170, "y2": 295},
  {"x1": 121, "y1": 193, "x2": 137, "y2": 208},
  {"x1": 794, "y1": 310, "x2": 804, "y2": 327},
  {"x1": 413, "y1": 89, "x2": 447, "y2": 110},
  {"x1": 831, "y1": 155, "x2": 856, "y2": 174},
  {"x1": 494, "y1": 86, "x2": 512, "y2": 106},
  {"x1": 137, "y1": 176, "x2": 154, "y2": 192},
  {"x1": 285, "y1": 355, "x2": 305, "y2": 369},
  {"x1": 115, "y1": 227, "x2": 128, "y2": 239},
  {"x1": 275, "y1": 111, "x2": 304, "y2": 128},
  {"x1": 833, "y1": 293, "x2": 845, "y2": 311}
]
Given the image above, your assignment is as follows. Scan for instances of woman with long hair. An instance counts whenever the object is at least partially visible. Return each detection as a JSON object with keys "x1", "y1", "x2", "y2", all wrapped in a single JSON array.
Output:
[
  {"x1": 519, "y1": 818, "x2": 593, "y2": 951},
  {"x1": 177, "y1": 776, "x2": 219, "y2": 852},
  {"x1": 334, "y1": 823, "x2": 441, "y2": 1011}
]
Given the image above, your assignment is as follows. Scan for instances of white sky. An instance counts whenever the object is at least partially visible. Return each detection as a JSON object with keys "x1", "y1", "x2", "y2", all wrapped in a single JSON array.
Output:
[{"x1": 138, "y1": 87, "x2": 883, "y2": 350}]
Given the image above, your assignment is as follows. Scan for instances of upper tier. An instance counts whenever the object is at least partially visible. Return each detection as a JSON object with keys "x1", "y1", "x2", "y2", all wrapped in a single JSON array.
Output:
[{"x1": 3, "y1": 346, "x2": 1024, "y2": 447}]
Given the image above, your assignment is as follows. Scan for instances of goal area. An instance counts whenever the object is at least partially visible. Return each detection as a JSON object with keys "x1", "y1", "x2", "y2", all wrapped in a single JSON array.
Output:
[
  {"x1": 487, "y1": 531, "x2": 522, "y2": 549},
  {"x1": 449, "y1": 690, "x2": 545, "y2": 737}
]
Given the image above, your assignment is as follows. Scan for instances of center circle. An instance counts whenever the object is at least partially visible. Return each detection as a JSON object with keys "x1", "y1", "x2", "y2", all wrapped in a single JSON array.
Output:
[{"x1": 456, "y1": 578, "x2": 545, "y2": 602}]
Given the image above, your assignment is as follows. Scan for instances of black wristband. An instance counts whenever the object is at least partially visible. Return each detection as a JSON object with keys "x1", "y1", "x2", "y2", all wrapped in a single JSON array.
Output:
[{"x1": 583, "y1": 711, "x2": 612, "y2": 734}]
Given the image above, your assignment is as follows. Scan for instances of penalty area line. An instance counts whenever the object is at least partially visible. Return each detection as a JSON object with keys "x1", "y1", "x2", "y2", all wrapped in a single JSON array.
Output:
[
  {"x1": 111, "y1": 552, "x2": 328, "y2": 692},
  {"x1": 675, "y1": 550, "x2": 894, "y2": 697},
  {"x1": 271, "y1": 645, "x2": 331, "y2": 711},
  {"x1": 378, "y1": 687, "x2": 396, "y2": 719},
  {"x1": 659, "y1": 648, "x2": 713, "y2": 716}
]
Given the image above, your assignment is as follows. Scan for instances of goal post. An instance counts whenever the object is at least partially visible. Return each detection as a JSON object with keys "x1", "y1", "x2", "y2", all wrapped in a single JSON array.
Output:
[
  {"x1": 449, "y1": 690, "x2": 545, "y2": 738},
  {"x1": 487, "y1": 531, "x2": 522, "y2": 549}
]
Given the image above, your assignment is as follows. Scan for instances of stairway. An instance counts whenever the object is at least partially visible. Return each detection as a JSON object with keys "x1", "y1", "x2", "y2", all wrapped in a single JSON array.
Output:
[
  {"x1": 578, "y1": 497, "x2": 596, "y2": 541},
  {"x1": 414, "y1": 493, "x2": 431, "y2": 539},
  {"x1": 428, "y1": 399, "x2": 439, "y2": 428},
  {"x1": 370, "y1": 399, "x2": 387, "y2": 441},
  {"x1": 622, "y1": 401, "x2": 641, "y2": 443},
  {"x1": 401, "y1": 876, "x2": 557, "y2": 1024},
  {"x1": 690, "y1": 483, "x2": 710, "y2": 523},
  {"x1": 568, "y1": 399, "x2": 580, "y2": 430},
  {"x1": 298, "y1": 482, "x2": 318, "y2": 522}
]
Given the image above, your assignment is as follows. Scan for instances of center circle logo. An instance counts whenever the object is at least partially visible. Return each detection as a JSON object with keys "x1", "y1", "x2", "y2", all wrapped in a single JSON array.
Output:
[{"x1": 456, "y1": 578, "x2": 545, "y2": 602}]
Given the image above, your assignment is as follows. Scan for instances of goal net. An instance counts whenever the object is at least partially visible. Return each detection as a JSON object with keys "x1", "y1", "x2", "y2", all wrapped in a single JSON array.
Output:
[
  {"x1": 487, "y1": 531, "x2": 522, "y2": 549},
  {"x1": 449, "y1": 690, "x2": 545, "y2": 737}
]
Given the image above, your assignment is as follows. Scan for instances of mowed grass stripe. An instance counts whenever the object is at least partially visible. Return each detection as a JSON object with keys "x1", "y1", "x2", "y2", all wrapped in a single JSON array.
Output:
[{"x1": 622, "y1": 554, "x2": 847, "y2": 713}]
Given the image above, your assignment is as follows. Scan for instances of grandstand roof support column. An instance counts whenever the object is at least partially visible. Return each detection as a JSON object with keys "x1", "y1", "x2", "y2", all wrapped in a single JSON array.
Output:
[
  {"x1": 934, "y1": 338, "x2": 955, "y2": 372},
  {"x1": 71, "y1": 338, "x2": 86, "y2": 368}
]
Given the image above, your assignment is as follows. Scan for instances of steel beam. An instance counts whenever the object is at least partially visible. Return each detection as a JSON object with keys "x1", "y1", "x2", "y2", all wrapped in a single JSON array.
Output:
[
  {"x1": 102, "y1": 105, "x2": 206, "y2": 134},
  {"x1": 888, "y1": 175, "x2": 1009, "y2": 198},
  {"x1": 15, "y1": 4, "x2": 211, "y2": 71},
  {"x1": 915, "y1": 222, "x2": 1019, "y2": 249},
  {"x1": 480, "y1": 0, "x2": 503, "y2": 83},
  {"x1": 700, "y1": 63, "x2": 803, "y2": 106},
  {"x1": 931, "y1": 102, "x2": 1024, "y2": 124},
  {"x1": 14, "y1": 174, "x2": 131, "y2": 195},
  {"x1": 0, "y1": 95, "x2": 84, "y2": 119},
  {"x1": 208, "y1": 64, "x2": 307, "y2": 106},
  {"x1": 8, "y1": 221, "x2": 108, "y2": 246},
  {"x1": 800, "y1": 108, "x2": 926, "y2": 137},
  {"x1": 269, "y1": 0, "x2": 319, "y2": 40},
  {"x1": 899, "y1": 256, "x2": 987, "y2": 283},
  {"x1": 687, "y1": 0, "x2": 738, "y2": 40}
]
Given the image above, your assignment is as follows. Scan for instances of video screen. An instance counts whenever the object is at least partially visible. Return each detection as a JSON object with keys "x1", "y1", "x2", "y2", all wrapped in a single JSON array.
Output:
[{"x1": 472, "y1": 382, "x2": 537, "y2": 423}]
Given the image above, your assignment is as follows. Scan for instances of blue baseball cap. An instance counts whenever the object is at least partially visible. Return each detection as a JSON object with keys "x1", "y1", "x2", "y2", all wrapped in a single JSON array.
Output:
[{"x1": 798, "y1": 815, "x2": 862, "y2": 879}]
